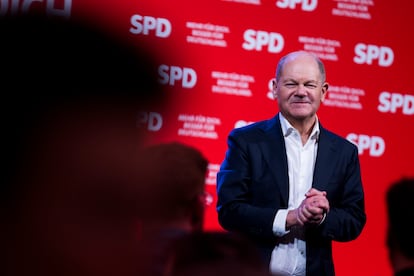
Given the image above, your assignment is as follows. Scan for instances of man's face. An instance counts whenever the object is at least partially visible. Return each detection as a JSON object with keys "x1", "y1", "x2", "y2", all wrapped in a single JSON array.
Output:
[{"x1": 273, "y1": 53, "x2": 328, "y2": 124}]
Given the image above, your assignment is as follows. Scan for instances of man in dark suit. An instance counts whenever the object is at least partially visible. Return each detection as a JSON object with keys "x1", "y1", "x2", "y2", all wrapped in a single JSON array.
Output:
[{"x1": 216, "y1": 51, "x2": 366, "y2": 276}]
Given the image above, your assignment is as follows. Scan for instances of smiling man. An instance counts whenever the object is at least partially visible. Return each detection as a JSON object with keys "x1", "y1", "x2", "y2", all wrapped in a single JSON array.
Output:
[{"x1": 216, "y1": 51, "x2": 366, "y2": 276}]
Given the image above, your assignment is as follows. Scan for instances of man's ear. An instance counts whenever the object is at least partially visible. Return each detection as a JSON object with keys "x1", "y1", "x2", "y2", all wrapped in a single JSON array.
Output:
[
  {"x1": 321, "y1": 82, "x2": 329, "y2": 102},
  {"x1": 272, "y1": 79, "x2": 278, "y2": 99}
]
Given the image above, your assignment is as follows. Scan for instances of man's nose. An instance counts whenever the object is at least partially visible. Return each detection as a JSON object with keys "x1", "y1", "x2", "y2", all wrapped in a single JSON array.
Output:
[{"x1": 295, "y1": 85, "x2": 308, "y2": 95}]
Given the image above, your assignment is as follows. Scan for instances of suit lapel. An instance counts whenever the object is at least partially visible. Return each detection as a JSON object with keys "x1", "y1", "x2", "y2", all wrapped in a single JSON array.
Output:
[
  {"x1": 313, "y1": 126, "x2": 337, "y2": 191},
  {"x1": 260, "y1": 114, "x2": 289, "y2": 206}
]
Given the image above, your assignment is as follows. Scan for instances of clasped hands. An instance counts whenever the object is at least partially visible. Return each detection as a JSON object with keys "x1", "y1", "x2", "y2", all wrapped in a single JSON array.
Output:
[{"x1": 287, "y1": 188, "x2": 330, "y2": 228}]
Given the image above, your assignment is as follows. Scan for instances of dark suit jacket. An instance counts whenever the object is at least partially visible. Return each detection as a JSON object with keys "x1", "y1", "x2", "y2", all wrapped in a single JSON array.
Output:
[{"x1": 216, "y1": 113, "x2": 366, "y2": 276}]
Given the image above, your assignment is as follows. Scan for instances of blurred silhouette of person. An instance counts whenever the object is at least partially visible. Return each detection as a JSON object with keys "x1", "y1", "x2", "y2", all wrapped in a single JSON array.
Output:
[
  {"x1": 386, "y1": 177, "x2": 414, "y2": 276},
  {"x1": 134, "y1": 141, "x2": 210, "y2": 275},
  {"x1": 162, "y1": 231, "x2": 273, "y2": 276},
  {"x1": 0, "y1": 14, "x2": 168, "y2": 276}
]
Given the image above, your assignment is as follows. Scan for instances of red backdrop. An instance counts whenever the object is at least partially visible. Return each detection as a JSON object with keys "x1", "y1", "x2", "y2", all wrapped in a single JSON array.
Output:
[{"x1": 5, "y1": 0, "x2": 414, "y2": 275}]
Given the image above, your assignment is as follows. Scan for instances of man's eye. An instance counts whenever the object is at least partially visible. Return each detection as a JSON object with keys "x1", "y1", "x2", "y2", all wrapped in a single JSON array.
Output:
[
  {"x1": 306, "y1": 84, "x2": 317, "y2": 88},
  {"x1": 285, "y1": 83, "x2": 296, "y2": 87}
]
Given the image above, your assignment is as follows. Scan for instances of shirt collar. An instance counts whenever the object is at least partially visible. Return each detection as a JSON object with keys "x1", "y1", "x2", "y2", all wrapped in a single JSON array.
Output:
[{"x1": 279, "y1": 112, "x2": 320, "y2": 141}]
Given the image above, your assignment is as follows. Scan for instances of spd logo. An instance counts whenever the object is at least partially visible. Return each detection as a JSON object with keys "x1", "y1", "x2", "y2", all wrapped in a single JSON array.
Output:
[
  {"x1": 130, "y1": 14, "x2": 171, "y2": 38},
  {"x1": 353, "y1": 43, "x2": 394, "y2": 67},
  {"x1": 158, "y1": 65, "x2": 197, "y2": 88},
  {"x1": 242, "y1": 29, "x2": 284, "y2": 53},
  {"x1": 276, "y1": 0, "x2": 318, "y2": 11},
  {"x1": 378, "y1": 92, "x2": 414, "y2": 115},
  {"x1": 137, "y1": 112, "x2": 163, "y2": 132},
  {"x1": 347, "y1": 133, "x2": 385, "y2": 157}
]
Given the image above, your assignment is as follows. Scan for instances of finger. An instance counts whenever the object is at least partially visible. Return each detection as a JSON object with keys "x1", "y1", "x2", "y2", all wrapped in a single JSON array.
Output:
[
  {"x1": 296, "y1": 207, "x2": 304, "y2": 226},
  {"x1": 308, "y1": 196, "x2": 330, "y2": 212},
  {"x1": 317, "y1": 198, "x2": 330, "y2": 212},
  {"x1": 306, "y1": 207, "x2": 325, "y2": 224},
  {"x1": 307, "y1": 205, "x2": 325, "y2": 217},
  {"x1": 301, "y1": 204, "x2": 316, "y2": 222},
  {"x1": 305, "y1": 188, "x2": 326, "y2": 197}
]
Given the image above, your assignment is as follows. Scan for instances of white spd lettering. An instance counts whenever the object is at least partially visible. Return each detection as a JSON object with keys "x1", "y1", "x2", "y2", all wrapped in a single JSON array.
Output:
[
  {"x1": 129, "y1": 14, "x2": 171, "y2": 38},
  {"x1": 276, "y1": 0, "x2": 317, "y2": 11},
  {"x1": 347, "y1": 133, "x2": 385, "y2": 157},
  {"x1": 353, "y1": 43, "x2": 394, "y2": 67},
  {"x1": 158, "y1": 65, "x2": 197, "y2": 88},
  {"x1": 0, "y1": 0, "x2": 72, "y2": 18},
  {"x1": 234, "y1": 120, "x2": 254, "y2": 129},
  {"x1": 137, "y1": 112, "x2": 163, "y2": 131},
  {"x1": 378, "y1": 92, "x2": 414, "y2": 115},
  {"x1": 242, "y1": 29, "x2": 284, "y2": 53}
]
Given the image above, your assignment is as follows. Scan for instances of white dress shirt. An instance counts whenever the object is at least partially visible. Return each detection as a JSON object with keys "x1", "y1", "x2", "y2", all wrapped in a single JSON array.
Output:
[{"x1": 269, "y1": 113, "x2": 319, "y2": 276}]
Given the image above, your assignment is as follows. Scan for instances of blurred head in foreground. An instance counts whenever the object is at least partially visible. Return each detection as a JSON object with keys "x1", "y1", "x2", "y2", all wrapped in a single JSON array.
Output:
[
  {"x1": 386, "y1": 177, "x2": 414, "y2": 276},
  {"x1": 135, "y1": 142, "x2": 209, "y2": 275},
  {"x1": 0, "y1": 14, "x2": 167, "y2": 276},
  {"x1": 163, "y1": 231, "x2": 272, "y2": 276},
  {"x1": 137, "y1": 142, "x2": 209, "y2": 232}
]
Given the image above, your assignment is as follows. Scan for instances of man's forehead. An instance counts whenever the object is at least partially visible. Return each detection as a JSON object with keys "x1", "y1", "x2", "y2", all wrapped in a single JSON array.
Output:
[
  {"x1": 285, "y1": 53, "x2": 317, "y2": 66},
  {"x1": 280, "y1": 57, "x2": 320, "y2": 78}
]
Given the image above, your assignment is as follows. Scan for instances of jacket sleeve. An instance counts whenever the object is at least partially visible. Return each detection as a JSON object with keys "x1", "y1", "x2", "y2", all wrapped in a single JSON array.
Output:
[
  {"x1": 311, "y1": 134, "x2": 367, "y2": 242},
  {"x1": 216, "y1": 128, "x2": 280, "y2": 241}
]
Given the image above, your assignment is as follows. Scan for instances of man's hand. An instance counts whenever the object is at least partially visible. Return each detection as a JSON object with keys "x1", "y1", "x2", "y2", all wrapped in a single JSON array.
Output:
[{"x1": 296, "y1": 188, "x2": 329, "y2": 226}]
